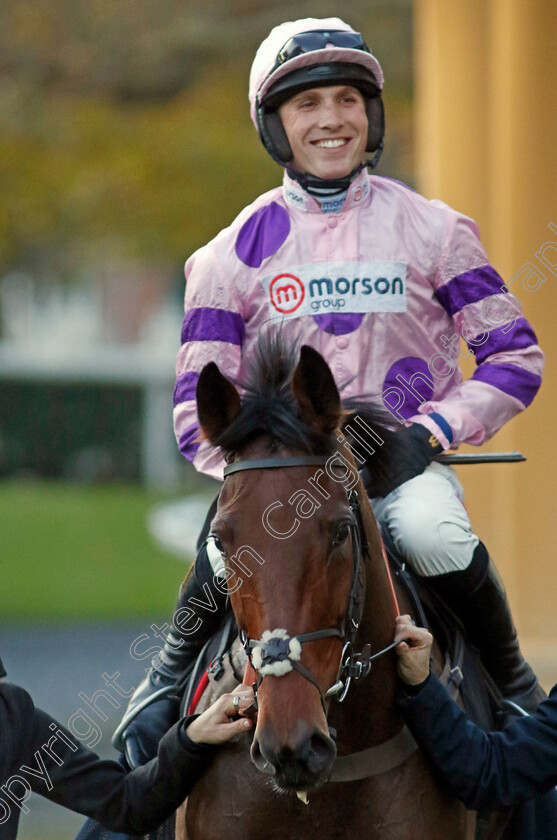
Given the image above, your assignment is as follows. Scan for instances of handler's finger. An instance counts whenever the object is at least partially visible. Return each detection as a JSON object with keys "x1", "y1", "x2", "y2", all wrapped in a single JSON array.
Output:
[
  {"x1": 222, "y1": 690, "x2": 253, "y2": 718},
  {"x1": 228, "y1": 717, "x2": 253, "y2": 735},
  {"x1": 208, "y1": 716, "x2": 253, "y2": 744},
  {"x1": 397, "y1": 614, "x2": 413, "y2": 624},
  {"x1": 395, "y1": 624, "x2": 432, "y2": 648}
]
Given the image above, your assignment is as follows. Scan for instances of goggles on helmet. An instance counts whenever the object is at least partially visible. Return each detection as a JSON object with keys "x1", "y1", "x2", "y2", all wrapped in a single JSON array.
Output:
[{"x1": 270, "y1": 29, "x2": 371, "y2": 75}]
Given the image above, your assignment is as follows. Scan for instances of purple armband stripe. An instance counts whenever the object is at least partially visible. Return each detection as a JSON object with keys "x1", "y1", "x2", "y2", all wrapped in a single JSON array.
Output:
[
  {"x1": 435, "y1": 265, "x2": 506, "y2": 316},
  {"x1": 173, "y1": 372, "x2": 200, "y2": 407},
  {"x1": 472, "y1": 363, "x2": 542, "y2": 407},
  {"x1": 178, "y1": 423, "x2": 202, "y2": 462},
  {"x1": 180, "y1": 308, "x2": 245, "y2": 346},
  {"x1": 470, "y1": 318, "x2": 538, "y2": 364}
]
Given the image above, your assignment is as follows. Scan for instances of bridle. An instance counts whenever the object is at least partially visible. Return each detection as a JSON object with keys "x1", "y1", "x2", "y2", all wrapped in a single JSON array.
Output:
[{"x1": 222, "y1": 454, "x2": 401, "y2": 712}]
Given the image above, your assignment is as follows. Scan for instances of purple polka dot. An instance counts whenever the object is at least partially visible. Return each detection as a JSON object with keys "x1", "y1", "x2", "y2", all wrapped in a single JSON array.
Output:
[
  {"x1": 382, "y1": 357, "x2": 435, "y2": 420},
  {"x1": 313, "y1": 313, "x2": 364, "y2": 335},
  {"x1": 235, "y1": 202, "x2": 290, "y2": 268}
]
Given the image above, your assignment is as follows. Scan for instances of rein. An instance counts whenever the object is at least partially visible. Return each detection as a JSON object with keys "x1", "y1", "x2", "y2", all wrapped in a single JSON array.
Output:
[{"x1": 224, "y1": 453, "x2": 398, "y2": 710}]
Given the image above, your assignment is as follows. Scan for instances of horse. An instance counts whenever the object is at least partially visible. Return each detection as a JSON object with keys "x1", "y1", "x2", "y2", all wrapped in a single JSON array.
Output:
[{"x1": 176, "y1": 335, "x2": 504, "y2": 840}]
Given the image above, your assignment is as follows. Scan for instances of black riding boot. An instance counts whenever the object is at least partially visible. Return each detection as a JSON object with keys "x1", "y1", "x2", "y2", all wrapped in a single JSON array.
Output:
[
  {"x1": 426, "y1": 541, "x2": 545, "y2": 714},
  {"x1": 112, "y1": 497, "x2": 226, "y2": 768}
]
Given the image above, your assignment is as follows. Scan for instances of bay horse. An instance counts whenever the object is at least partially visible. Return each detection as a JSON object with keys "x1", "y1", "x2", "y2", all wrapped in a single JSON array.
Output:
[{"x1": 177, "y1": 336, "x2": 502, "y2": 840}]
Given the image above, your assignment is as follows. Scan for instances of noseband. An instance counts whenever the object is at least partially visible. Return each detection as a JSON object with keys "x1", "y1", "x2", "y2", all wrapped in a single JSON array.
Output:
[{"x1": 222, "y1": 454, "x2": 399, "y2": 710}]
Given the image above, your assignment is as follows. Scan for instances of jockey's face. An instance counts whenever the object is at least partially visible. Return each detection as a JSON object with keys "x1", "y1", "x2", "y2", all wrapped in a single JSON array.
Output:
[{"x1": 279, "y1": 84, "x2": 368, "y2": 181}]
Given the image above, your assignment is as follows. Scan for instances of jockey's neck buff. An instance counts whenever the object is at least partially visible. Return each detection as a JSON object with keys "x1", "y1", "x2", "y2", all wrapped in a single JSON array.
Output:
[{"x1": 286, "y1": 162, "x2": 366, "y2": 197}]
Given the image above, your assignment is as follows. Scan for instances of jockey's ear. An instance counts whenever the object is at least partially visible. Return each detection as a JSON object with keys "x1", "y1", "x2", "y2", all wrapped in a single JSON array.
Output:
[
  {"x1": 196, "y1": 362, "x2": 242, "y2": 443},
  {"x1": 292, "y1": 345, "x2": 342, "y2": 434}
]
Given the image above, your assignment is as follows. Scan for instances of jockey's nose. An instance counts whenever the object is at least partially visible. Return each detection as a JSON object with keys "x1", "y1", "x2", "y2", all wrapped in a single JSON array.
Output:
[{"x1": 251, "y1": 723, "x2": 336, "y2": 788}]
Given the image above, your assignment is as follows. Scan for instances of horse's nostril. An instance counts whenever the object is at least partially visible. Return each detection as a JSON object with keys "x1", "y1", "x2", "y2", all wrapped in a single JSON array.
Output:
[
  {"x1": 250, "y1": 736, "x2": 277, "y2": 776},
  {"x1": 307, "y1": 731, "x2": 336, "y2": 775}
]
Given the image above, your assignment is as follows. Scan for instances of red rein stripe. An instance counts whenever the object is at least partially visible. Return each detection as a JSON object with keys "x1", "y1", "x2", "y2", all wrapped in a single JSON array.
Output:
[
  {"x1": 381, "y1": 540, "x2": 401, "y2": 618},
  {"x1": 187, "y1": 669, "x2": 210, "y2": 715}
]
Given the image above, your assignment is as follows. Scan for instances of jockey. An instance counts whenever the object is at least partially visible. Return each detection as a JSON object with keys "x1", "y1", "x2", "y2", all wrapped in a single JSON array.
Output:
[{"x1": 115, "y1": 17, "x2": 545, "y2": 768}]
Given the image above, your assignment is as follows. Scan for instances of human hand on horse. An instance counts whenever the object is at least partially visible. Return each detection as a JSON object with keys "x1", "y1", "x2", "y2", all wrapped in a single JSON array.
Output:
[
  {"x1": 365, "y1": 423, "x2": 444, "y2": 497},
  {"x1": 394, "y1": 615, "x2": 433, "y2": 687},
  {"x1": 185, "y1": 685, "x2": 254, "y2": 744}
]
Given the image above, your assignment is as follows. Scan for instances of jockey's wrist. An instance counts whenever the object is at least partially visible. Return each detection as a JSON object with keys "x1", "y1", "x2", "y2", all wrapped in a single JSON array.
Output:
[{"x1": 409, "y1": 412, "x2": 453, "y2": 451}]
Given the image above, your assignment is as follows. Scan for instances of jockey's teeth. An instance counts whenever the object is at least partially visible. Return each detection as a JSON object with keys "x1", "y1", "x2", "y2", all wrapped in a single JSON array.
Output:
[{"x1": 315, "y1": 139, "x2": 347, "y2": 148}]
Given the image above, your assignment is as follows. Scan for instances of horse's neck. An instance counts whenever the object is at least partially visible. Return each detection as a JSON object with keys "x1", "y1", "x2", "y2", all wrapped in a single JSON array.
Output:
[{"x1": 329, "y1": 490, "x2": 404, "y2": 754}]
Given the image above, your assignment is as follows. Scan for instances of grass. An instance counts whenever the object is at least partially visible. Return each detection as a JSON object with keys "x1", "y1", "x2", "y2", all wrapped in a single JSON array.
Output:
[{"x1": 0, "y1": 479, "x2": 197, "y2": 622}]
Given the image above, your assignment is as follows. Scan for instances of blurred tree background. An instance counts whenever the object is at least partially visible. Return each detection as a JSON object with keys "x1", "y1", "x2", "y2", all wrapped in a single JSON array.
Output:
[
  {"x1": 0, "y1": 0, "x2": 413, "y2": 284},
  {"x1": 0, "y1": 1, "x2": 414, "y2": 624}
]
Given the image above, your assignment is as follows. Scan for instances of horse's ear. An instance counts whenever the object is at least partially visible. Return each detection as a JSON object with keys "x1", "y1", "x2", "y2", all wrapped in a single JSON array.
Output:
[
  {"x1": 196, "y1": 362, "x2": 242, "y2": 444},
  {"x1": 292, "y1": 345, "x2": 342, "y2": 433}
]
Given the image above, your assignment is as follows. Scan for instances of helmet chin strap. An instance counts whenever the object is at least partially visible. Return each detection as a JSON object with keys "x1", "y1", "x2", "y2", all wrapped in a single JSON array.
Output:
[
  {"x1": 286, "y1": 162, "x2": 365, "y2": 196},
  {"x1": 285, "y1": 143, "x2": 383, "y2": 197}
]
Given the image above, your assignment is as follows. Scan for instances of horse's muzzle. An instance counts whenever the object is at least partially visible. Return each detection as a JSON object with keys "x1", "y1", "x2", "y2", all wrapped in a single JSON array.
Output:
[{"x1": 250, "y1": 726, "x2": 337, "y2": 791}]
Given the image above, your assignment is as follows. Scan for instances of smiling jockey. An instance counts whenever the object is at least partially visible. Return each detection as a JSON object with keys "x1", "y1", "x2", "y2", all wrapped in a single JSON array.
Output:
[{"x1": 114, "y1": 17, "x2": 545, "y2": 769}]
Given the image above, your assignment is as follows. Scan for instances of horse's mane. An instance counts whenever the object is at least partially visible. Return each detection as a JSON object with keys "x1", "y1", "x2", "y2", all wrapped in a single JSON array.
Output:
[{"x1": 212, "y1": 331, "x2": 403, "y2": 489}]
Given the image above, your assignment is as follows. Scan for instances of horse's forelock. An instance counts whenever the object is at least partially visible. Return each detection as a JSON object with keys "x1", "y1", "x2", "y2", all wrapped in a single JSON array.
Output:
[
  {"x1": 212, "y1": 332, "x2": 336, "y2": 457},
  {"x1": 208, "y1": 333, "x2": 402, "y2": 463}
]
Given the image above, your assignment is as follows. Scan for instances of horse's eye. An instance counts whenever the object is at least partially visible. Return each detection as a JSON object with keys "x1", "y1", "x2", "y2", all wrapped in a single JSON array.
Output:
[
  {"x1": 211, "y1": 535, "x2": 226, "y2": 555},
  {"x1": 332, "y1": 523, "x2": 351, "y2": 547}
]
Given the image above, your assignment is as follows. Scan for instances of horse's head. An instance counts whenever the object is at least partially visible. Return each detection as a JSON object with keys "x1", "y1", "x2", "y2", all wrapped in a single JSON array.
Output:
[{"x1": 196, "y1": 341, "x2": 384, "y2": 793}]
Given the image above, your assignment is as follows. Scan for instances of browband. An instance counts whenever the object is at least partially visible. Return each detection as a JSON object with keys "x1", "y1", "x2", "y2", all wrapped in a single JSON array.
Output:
[{"x1": 223, "y1": 455, "x2": 330, "y2": 477}]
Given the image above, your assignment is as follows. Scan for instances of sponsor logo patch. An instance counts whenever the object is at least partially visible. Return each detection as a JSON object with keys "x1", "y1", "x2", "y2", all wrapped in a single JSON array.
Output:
[
  {"x1": 262, "y1": 261, "x2": 407, "y2": 318},
  {"x1": 269, "y1": 273, "x2": 306, "y2": 314}
]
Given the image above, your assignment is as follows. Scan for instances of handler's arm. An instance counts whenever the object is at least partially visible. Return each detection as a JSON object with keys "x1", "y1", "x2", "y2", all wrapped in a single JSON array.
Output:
[
  {"x1": 3, "y1": 681, "x2": 250, "y2": 834},
  {"x1": 394, "y1": 618, "x2": 557, "y2": 809}
]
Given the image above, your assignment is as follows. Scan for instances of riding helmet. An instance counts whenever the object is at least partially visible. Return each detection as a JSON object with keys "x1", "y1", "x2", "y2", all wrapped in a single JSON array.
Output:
[{"x1": 249, "y1": 17, "x2": 385, "y2": 169}]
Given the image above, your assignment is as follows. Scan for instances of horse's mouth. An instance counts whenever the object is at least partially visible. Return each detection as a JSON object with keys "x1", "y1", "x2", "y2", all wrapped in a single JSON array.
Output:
[
  {"x1": 269, "y1": 765, "x2": 331, "y2": 794},
  {"x1": 251, "y1": 727, "x2": 337, "y2": 792}
]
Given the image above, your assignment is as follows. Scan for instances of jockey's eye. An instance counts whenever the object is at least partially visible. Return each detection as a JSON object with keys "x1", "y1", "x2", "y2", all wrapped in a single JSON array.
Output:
[{"x1": 331, "y1": 522, "x2": 351, "y2": 548}]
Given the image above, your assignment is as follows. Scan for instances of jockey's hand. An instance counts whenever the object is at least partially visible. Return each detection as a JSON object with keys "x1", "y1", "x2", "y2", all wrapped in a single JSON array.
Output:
[
  {"x1": 394, "y1": 615, "x2": 433, "y2": 686},
  {"x1": 367, "y1": 423, "x2": 444, "y2": 497},
  {"x1": 185, "y1": 685, "x2": 254, "y2": 744}
]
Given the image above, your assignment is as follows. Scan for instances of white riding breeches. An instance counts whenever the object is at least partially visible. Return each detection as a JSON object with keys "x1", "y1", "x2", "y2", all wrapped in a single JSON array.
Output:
[{"x1": 370, "y1": 462, "x2": 479, "y2": 577}]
